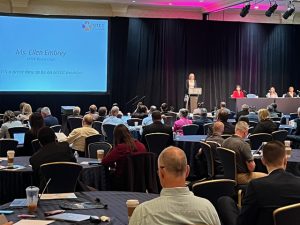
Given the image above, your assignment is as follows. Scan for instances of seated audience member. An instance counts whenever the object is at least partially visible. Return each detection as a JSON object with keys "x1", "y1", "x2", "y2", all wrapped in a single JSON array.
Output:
[
  {"x1": 0, "y1": 110, "x2": 24, "y2": 138},
  {"x1": 287, "y1": 107, "x2": 300, "y2": 146},
  {"x1": 129, "y1": 146, "x2": 221, "y2": 225},
  {"x1": 206, "y1": 121, "x2": 225, "y2": 145},
  {"x1": 132, "y1": 102, "x2": 143, "y2": 114},
  {"x1": 236, "y1": 104, "x2": 249, "y2": 121},
  {"x1": 253, "y1": 108, "x2": 277, "y2": 134},
  {"x1": 97, "y1": 106, "x2": 108, "y2": 121},
  {"x1": 215, "y1": 101, "x2": 231, "y2": 118},
  {"x1": 66, "y1": 114, "x2": 99, "y2": 154},
  {"x1": 23, "y1": 113, "x2": 44, "y2": 156},
  {"x1": 193, "y1": 108, "x2": 212, "y2": 127},
  {"x1": 173, "y1": 108, "x2": 192, "y2": 135},
  {"x1": 271, "y1": 103, "x2": 281, "y2": 117},
  {"x1": 41, "y1": 107, "x2": 59, "y2": 127},
  {"x1": 141, "y1": 111, "x2": 173, "y2": 147},
  {"x1": 192, "y1": 102, "x2": 204, "y2": 115},
  {"x1": 30, "y1": 127, "x2": 76, "y2": 187},
  {"x1": 285, "y1": 86, "x2": 297, "y2": 98},
  {"x1": 218, "y1": 141, "x2": 300, "y2": 225},
  {"x1": 142, "y1": 105, "x2": 157, "y2": 126},
  {"x1": 215, "y1": 109, "x2": 235, "y2": 135},
  {"x1": 131, "y1": 105, "x2": 148, "y2": 119},
  {"x1": 102, "y1": 124, "x2": 146, "y2": 190},
  {"x1": 246, "y1": 107, "x2": 259, "y2": 122},
  {"x1": 88, "y1": 104, "x2": 99, "y2": 120},
  {"x1": 102, "y1": 106, "x2": 125, "y2": 136},
  {"x1": 17, "y1": 103, "x2": 32, "y2": 122},
  {"x1": 14, "y1": 102, "x2": 27, "y2": 116},
  {"x1": 238, "y1": 116, "x2": 250, "y2": 125},
  {"x1": 160, "y1": 103, "x2": 169, "y2": 115},
  {"x1": 222, "y1": 121, "x2": 266, "y2": 184},
  {"x1": 267, "y1": 105, "x2": 278, "y2": 118},
  {"x1": 231, "y1": 84, "x2": 245, "y2": 98},
  {"x1": 266, "y1": 86, "x2": 278, "y2": 98},
  {"x1": 67, "y1": 106, "x2": 82, "y2": 119}
]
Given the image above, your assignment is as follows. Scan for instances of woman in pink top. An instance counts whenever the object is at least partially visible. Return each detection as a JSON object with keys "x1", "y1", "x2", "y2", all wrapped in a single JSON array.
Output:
[{"x1": 173, "y1": 108, "x2": 192, "y2": 135}]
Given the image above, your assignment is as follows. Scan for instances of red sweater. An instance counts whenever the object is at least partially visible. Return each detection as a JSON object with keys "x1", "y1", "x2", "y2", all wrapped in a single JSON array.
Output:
[
  {"x1": 102, "y1": 140, "x2": 146, "y2": 176},
  {"x1": 231, "y1": 90, "x2": 245, "y2": 98}
]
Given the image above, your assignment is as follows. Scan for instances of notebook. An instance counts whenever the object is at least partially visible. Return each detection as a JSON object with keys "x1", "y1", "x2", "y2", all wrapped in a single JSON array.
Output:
[
  {"x1": 9, "y1": 198, "x2": 27, "y2": 208},
  {"x1": 46, "y1": 213, "x2": 90, "y2": 222}
]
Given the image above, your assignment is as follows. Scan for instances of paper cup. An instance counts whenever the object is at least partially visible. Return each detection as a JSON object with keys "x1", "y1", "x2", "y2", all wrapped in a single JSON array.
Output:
[
  {"x1": 97, "y1": 150, "x2": 105, "y2": 162},
  {"x1": 126, "y1": 199, "x2": 139, "y2": 220}
]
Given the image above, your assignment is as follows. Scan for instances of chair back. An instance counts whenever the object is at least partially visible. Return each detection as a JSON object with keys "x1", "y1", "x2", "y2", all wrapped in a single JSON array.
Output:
[
  {"x1": 272, "y1": 130, "x2": 288, "y2": 143},
  {"x1": 217, "y1": 147, "x2": 237, "y2": 181},
  {"x1": 145, "y1": 133, "x2": 170, "y2": 155},
  {"x1": 182, "y1": 124, "x2": 199, "y2": 135},
  {"x1": 92, "y1": 121, "x2": 103, "y2": 134},
  {"x1": 273, "y1": 203, "x2": 300, "y2": 225},
  {"x1": 50, "y1": 125, "x2": 62, "y2": 133},
  {"x1": 97, "y1": 116, "x2": 106, "y2": 122},
  {"x1": 84, "y1": 134, "x2": 104, "y2": 156},
  {"x1": 248, "y1": 126, "x2": 254, "y2": 134},
  {"x1": 127, "y1": 118, "x2": 142, "y2": 126},
  {"x1": 221, "y1": 134, "x2": 232, "y2": 139},
  {"x1": 192, "y1": 179, "x2": 236, "y2": 208},
  {"x1": 40, "y1": 162, "x2": 82, "y2": 193},
  {"x1": 87, "y1": 142, "x2": 112, "y2": 159},
  {"x1": 249, "y1": 121, "x2": 258, "y2": 128},
  {"x1": 8, "y1": 127, "x2": 29, "y2": 139},
  {"x1": 199, "y1": 141, "x2": 214, "y2": 178},
  {"x1": 203, "y1": 123, "x2": 213, "y2": 135},
  {"x1": 67, "y1": 117, "x2": 83, "y2": 131},
  {"x1": 249, "y1": 133, "x2": 273, "y2": 150},
  {"x1": 31, "y1": 139, "x2": 41, "y2": 153},
  {"x1": 0, "y1": 139, "x2": 18, "y2": 157},
  {"x1": 165, "y1": 112, "x2": 177, "y2": 120},
  {"x1": 193, "y1": 115, "x2": 201, "y2": 120},
  {"x1": 102, "y1": 124, "x2": 116, "y2": 144},
  {"x1": 126, "y1": 152, "x2": 158, "y2": 193},
  {"x1": 206, "y1": 141, "x2": 222, "y2": 175},
  {"x1": 271, "y1": 117, "x2": 281, "y2": 122},
  {"x1": 290, "y1": 113, "x2": 298, "y2": 121}
]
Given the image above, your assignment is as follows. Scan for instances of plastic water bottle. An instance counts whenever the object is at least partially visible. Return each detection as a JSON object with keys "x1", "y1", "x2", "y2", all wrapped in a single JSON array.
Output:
[{"x1": 74, "y1": 151, "x2": 79, "y2": 162}]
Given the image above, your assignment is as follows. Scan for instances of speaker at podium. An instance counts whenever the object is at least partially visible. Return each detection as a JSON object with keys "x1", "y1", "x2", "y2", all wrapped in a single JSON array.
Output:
[{"x1": 185, "y1": 88, "x2": 202, "y2": 112}]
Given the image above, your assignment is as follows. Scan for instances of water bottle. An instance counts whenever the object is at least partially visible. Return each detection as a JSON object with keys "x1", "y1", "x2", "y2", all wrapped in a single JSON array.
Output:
[{"x1": 74, "y1": 151, "x2": 79, "y2": 162}]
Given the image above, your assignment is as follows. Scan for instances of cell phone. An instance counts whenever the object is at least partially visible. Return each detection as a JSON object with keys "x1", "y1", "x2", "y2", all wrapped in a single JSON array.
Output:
[
  {"x1": 44, "y1": 210, "x2": 65, "y2": 216},
  {"x1": 0, "y1": 210, "x2": 14, "y2": 214}
]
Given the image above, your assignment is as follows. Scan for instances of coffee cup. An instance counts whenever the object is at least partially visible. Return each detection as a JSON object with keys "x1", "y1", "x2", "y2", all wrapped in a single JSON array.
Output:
[
  {"x1": 126, "y1": 199, "x2": 139, "y2": 220},
  {"x1": 7, "y1": 150, "x2": 15, "y2": 168},
  {"x1": 97, "y1": 150, "x2": 105, "y2": 162},
  {"x1": 26, "y1": 186, "x2": 39, "y2": 213}
]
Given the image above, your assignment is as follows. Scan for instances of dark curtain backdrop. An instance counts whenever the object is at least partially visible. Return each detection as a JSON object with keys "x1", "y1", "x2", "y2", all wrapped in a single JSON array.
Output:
[
  {"x1": 111, "y1": 18, "x2": 300, "y2": 112},
  {"x1": 1, "y1": 18, "x2": 300, "y2": 117}
]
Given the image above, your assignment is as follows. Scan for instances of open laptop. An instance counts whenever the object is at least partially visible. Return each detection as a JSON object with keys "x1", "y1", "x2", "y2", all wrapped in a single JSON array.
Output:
[{"x1": 14, "y1": 133, "x2": 25, "y2": 145}]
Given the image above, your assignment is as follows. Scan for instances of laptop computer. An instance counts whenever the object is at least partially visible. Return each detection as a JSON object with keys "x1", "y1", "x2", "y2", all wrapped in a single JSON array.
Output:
[{"x1": 14, "y1": 133, "x2": 25, "y2": 145}]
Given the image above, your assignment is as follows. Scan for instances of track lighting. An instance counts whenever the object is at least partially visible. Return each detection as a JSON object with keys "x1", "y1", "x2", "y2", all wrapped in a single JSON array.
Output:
[
  {"x1": 265, "y1": 3, "x2": 278, "y2": 17},
  {"x1": 282, "y1": 2, "x2": 295, "y2": 20},
  {"x1": 240, "y1": 4, "x2": 250, "y2": 17}
]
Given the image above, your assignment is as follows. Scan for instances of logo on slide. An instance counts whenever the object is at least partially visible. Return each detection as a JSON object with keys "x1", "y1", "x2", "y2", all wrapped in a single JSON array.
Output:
[{"x1": 82, "y1": 21, "x2": 92, "y2": 31}]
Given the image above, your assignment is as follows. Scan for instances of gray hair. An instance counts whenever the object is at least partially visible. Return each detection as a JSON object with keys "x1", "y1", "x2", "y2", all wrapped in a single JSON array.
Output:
[
  {"x1": 73, "y1": 106, "x2": 81, "y2": 115},
  {"x1": 41, "y1": 107, "x2": 51, "y2": 116},
  {"x1": 235, "y1": 121, "x2": 249, "y2": 133},
  {"x1": 158, "y1": 146, "x2": 187, "y2": 177},
  {"x1": 111, "y1": 106, "x2": 119, "y2": 116}
]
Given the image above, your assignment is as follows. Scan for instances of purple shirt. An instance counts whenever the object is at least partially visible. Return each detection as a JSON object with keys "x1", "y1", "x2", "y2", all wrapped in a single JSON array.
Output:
[{"x1": 173, "y1": 117, "x2": 192, "y2": 135}]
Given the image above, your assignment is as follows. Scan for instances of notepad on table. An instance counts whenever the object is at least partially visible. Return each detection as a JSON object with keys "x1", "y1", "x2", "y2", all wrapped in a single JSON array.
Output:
[{"x1": 40, "y1": 193, "x2": 77, "y2": 200}]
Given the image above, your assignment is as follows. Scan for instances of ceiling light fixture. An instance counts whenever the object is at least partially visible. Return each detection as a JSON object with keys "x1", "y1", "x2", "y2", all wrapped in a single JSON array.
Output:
[
  {"x1": 265, "y1": 2, "x2": 278, "y2": 17},
  {"x1": 282, "y1": 1, "x2": 295, "y2": 19},
  {"x1": 240, "y1": 3, "x2": 251, "y2": 17}
]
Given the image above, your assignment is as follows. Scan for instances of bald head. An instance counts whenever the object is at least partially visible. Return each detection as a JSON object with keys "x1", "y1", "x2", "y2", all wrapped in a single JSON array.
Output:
[
  {"x1": 158, "y1": 146, "x2": 188, "y2": 177},
  {"x1": 213, "y1": 121, "x2": 224, "y2": 135}
]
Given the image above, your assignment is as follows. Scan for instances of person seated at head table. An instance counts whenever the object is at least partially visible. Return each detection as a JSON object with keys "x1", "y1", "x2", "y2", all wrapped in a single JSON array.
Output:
[
  {"x1": 231, "y1": 84, "x2": 245, "y2": 98},
  {"x1": 285, "y1": 86, "x2": 297, "y2": 98},
  {"x1": 266, "y1": 86, "x2": 278, "y2": 98}
]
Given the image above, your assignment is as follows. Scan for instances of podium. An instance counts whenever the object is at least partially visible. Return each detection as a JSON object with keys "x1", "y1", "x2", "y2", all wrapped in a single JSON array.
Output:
[{"x1": 187, "y1": 88, "x2": 202, "y2": 112}]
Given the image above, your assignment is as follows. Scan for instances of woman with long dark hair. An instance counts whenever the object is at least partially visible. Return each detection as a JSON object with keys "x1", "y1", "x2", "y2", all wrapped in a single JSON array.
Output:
[{"x1": 102, "y1": 124, "x2": 146, "y2": 190}]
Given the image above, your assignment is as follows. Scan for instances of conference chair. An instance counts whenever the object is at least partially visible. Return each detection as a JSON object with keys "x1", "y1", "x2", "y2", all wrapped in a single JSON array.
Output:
[
  {"x1": 145, "y1": 133, "x2": 170, "y2": 156},
  {"x1": 50, "y1": 125, "x2": 62, "y2": 133},
  {"x1": 199, "y1": 141, "x2": 215, "y2": 179},
  {"x1": 272, "y1": 130, "x2": 288, "y2": 143},
  {"x1": 102, "y1": 124, "x2": 116, "y2": 145},
  {"x1": 192, "y1": 179, "x2": 236, "y2": 208},
  {"x1": 248, "y1": 126, "x2": 254, "y2": 134},
  {"x1": 92, "y1": 121, "x2": 103, "y2": 134},
  {"x1": 31, "y1": 139, "x2": 41, "y2": 153},
  {"x1": 0, "y1": 114, "x2": 4, "y2": 119},
  {"x1": 221, "y1": 134, "x2": 232, "y2": 139},
  {"x1": 127, "y1": 118, "x2": 142, "y2": 126},
  {"x1": 290, "y1": 113, "x2": 298, "y2": 121},
  {"x1": 182, "y1": 124, "x2": 199, "y2": 135},
  {"x1": 273, "y1": 203, "x2": 300, "y2": 225},
  {"x1": 126, "y1": 152, "x2": 158, "y2": 193},
  {"x1": 96, "y1": 116, "x2": 106, "y2": 122},
  {"x1": 203, "y1": 123, "x2": 213, "y2": 135},
  {"x1": 84, "y1": 134, "x2": 104, "y2": 157},
  {"x1": 0, "y1": 139, "x2": 18, "y2": 157},
  {"x1": 164, "y1": 112, "x2": 177, "y2": 120},
  {"x1": 271, "y1": 117, "x2": 281, "y2": 122},
  {"x1": 206, "y1": 141, "x2": 223, "y2": 176},
  {"x1": 163, "y1": 116, "x2": 175, "y2": 127},
  {"x1": 87, "y1": 142, "x2": 112, "y2": 159},
  {"x1": 67, "y1": 117, "x2": 83, "y2": 132},
  {"x1": 249, "y1": 133, "x2": 273, "y2": 150},
  {"x1": 8, "y1": 127, "x2": 29, "y2": 139},
  {"x1": 40, "y1": 162, "x2": 82, "y2": 193},
  {"x1": 249, "y1": 121, "x2": 258, "y2": 128}
]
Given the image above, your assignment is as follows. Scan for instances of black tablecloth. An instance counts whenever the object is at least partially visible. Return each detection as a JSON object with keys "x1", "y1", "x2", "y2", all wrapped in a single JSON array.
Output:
[
  {"x1": 1, "y1": 191, "x2": 158, "y2": 225},
  {"x1": 0, "y1": 157, "x2": 106, "y2": 204}
]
